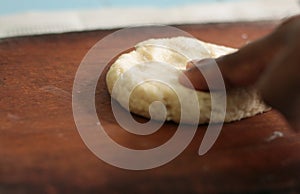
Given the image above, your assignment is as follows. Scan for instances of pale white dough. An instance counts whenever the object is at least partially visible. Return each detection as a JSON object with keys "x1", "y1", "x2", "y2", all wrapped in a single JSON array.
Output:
[{"x1": 106, "y1": 36, "x2": 269, "y2": 124}]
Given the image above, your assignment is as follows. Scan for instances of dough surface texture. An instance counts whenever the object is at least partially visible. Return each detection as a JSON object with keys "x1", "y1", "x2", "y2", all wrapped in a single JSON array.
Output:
[{"x1": 106, "y1": 37, "x2": 269, "y2": 124}]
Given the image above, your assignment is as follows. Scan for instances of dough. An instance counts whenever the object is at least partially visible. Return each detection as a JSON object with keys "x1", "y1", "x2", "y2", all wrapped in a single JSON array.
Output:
[{"x1": 106, "y1": 36, "x2": 269, "y2": 124}]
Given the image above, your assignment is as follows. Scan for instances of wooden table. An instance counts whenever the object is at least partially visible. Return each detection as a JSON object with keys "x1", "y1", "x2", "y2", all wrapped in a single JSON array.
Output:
[{"x1": 1, "y1": 22, "x2": 300, "y2": 194}]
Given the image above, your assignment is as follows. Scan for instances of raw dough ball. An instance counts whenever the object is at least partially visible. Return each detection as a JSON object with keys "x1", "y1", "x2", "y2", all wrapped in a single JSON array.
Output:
[{"x1": 106, "y1": 36, "x2": 269, "y2": 124}]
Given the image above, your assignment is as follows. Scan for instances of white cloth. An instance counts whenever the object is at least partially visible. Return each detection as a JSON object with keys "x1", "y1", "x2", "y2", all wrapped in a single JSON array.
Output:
[{"x1": 0, "y1": 0, "x2": 299, "y2": 39}]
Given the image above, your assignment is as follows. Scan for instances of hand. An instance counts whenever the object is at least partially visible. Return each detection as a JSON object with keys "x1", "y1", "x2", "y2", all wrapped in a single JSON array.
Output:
[{"x1": 179, "y1": 15, "x2": 300, "y2": 130}]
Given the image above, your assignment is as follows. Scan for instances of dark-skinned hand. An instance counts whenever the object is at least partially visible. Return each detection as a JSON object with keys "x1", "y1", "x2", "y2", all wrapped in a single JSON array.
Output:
[{"x1": 179, "y1": 15, "x2": 300, "y2": 130}]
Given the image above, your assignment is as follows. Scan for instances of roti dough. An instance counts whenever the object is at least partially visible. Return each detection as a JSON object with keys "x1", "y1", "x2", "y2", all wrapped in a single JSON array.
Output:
[{"x1": 106, "y1": 36, "x2": 269, "y2": 124}]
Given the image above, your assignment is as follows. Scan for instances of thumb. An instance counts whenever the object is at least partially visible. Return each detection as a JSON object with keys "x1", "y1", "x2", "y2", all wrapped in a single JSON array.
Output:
[
  {"x1": 179, "y1": 58, "x2": 219, "y2": 91},
  {"x1": 179, "y1": 28, "x2": 285, "y2": 91}
]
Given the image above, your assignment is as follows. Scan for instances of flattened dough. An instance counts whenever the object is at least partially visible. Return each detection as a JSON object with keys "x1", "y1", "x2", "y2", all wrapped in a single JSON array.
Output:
[{"x1": 106, "y1": 36, "x2": 269, "y2": 124}]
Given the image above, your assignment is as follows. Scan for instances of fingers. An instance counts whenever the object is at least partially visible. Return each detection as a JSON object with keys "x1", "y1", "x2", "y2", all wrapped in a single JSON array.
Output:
[
  {"x1": 186, "y1": 60, "x2": 197, "y2": 69},
  {"x1": 218, "y1": 28, "x2": 287, "y2": 85},
  {"x1": 258, "y1": 46, "x2": 300, "y2": 131},
  {"x1": 179, "y1": 23, "x2": 287, "y2": 91},
  {"x1": 280, "y1": 14, "x2": 300, "y2": 28},
  {"x1": 179, "y1": 15, "x2": 300, "y2": 131},
  {"x1": 179, "y1": 59, "x2": 213, "y2": 91}
]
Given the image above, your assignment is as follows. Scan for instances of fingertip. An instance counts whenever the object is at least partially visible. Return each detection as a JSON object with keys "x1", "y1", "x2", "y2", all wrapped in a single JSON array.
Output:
[
  {"x1": 179, "y1": 66, "x2": 209, "y2": 91},
  {"x1": 186, "y1": 59, "x2": 211, "y2": 70},
  {"x1": 186, "y1": 60, "x2": 196, "y2": 69}
]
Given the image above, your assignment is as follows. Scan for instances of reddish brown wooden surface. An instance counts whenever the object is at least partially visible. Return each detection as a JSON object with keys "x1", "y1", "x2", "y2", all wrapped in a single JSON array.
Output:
[{"x1": 1, "y1": 22, "x2": 300, "y2": 194}]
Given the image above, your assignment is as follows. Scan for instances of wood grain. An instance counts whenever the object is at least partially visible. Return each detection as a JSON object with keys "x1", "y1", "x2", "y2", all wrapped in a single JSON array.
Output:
[{"x1": 1, "y1": 22, "x2": 300, "y2": 194}]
